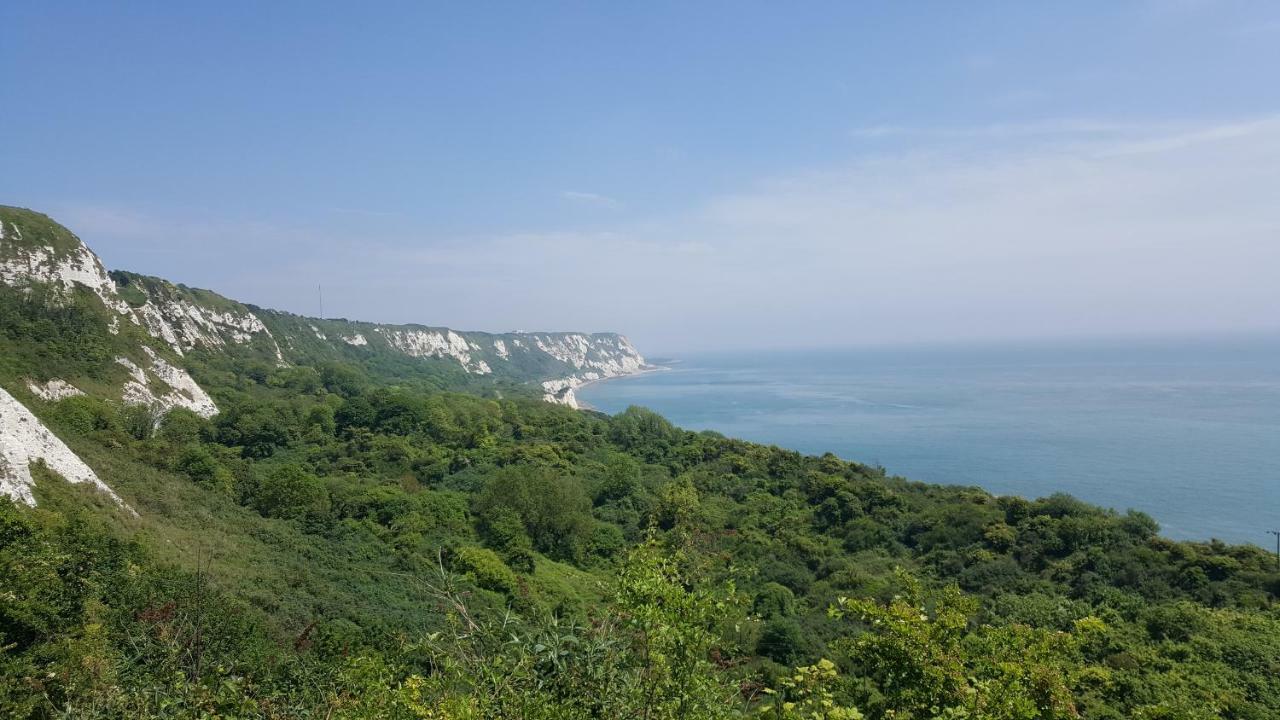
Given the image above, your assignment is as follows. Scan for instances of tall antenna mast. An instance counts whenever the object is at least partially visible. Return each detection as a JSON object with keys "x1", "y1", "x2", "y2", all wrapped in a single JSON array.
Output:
[{"x1": 318, "y1": 284, "x2": 323, "y2": 319}]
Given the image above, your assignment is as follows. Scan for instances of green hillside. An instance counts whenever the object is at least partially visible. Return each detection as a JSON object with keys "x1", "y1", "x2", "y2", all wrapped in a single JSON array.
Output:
[{"x1": 2, "y1": 207, "x2": 1280, "y2": 718}]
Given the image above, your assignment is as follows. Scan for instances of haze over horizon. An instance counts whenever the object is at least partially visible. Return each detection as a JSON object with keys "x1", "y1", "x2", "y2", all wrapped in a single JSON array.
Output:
[{"x1": 3, "y1": 2, "x2": 1279, "y2": 354}]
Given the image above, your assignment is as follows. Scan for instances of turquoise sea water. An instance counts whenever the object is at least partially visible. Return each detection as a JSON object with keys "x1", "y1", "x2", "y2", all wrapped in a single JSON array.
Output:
[{"x1": 578, "y1": 336, "x2": 1280, "y2": 545}]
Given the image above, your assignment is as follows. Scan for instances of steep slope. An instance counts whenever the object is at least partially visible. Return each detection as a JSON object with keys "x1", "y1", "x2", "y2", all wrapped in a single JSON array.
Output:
[
  {"x1": 0, "y1": 208, "x2": 226, "y2": 506},
  {"x1": 108, "y1": 270, "x2": 288, "y2": 362},
  {"x1": 0, "y1": 208, "x2": 219, "y2": 416},
  {"x1": 0, "y1": 204, "x2": 648, "y2": 506},
  {"x1": 252, "y1": 308, "x2": 646, "y2": 407},
  {"x1": 0, "y1": 386, "x2": 131, "y2": 511},
  {"x1": 110, "y1": 270, "x2": 649, "y2": 402}
]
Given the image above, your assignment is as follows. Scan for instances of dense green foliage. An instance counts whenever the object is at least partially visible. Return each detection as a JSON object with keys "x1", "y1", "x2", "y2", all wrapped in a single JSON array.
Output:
[{"x1": 2, "y1": 281, "x2": 1279, "y2": 718}]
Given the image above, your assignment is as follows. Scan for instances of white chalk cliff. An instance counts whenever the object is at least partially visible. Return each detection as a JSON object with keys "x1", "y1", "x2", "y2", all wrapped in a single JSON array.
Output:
[
  {"x1": 374, "y1": 327, "x2": 494, "y2": 374},
  {"x1": 0, "y1": 219, "x2": 136, "y2": 319},
  {"x1": 1, "y1": 214, "x2": 220, "y2": 419},
  {"x1": 117, "y1": 348, "x2": 219, "y2": 419},
  {"x1": 26, "y1": 378, "x2": 86, "y2": 401},
  {"x1": 2, "y1": 207, "x2": 647, "y2": 414},
  {"x1": 133, "y1": 292, "x2": 285, "y2": 361},
  {"x1": 531, "y1": 333, "x2": 648, "y2": 408},
  {"x1": 0, "y1": 387, "x2": 132, "y2": 512}
]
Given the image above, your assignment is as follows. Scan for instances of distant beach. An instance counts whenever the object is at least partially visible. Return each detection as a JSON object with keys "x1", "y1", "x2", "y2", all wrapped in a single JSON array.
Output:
[{"x1": 573, "y1": 363, "x2": 672, "y2": 411}]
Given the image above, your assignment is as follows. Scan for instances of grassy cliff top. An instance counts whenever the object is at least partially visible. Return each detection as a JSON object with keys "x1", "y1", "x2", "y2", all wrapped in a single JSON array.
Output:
[{"x1": 0, "y1": 205, "x2": 89, "y2": 256}]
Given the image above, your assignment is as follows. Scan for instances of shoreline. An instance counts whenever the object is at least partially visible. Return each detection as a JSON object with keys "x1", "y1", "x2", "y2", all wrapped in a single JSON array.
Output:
[{"x1": 573, "y1": 363, "x2": 671, "y2": 412}]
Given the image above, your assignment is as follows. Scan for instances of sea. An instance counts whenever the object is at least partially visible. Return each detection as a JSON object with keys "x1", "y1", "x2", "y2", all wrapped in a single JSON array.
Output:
[{"x1": 577, "y1": 335, "x2": 1280, "y2": 545}]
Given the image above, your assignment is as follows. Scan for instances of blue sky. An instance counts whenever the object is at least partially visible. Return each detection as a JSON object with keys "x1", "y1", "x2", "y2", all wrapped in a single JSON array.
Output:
[{"x1": 3, "y1": 2, "x2": 1279, "y2": 352}]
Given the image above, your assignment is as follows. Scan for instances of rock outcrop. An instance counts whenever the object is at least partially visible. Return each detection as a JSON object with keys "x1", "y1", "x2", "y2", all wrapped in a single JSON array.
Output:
[{"x1": 0, "y1": 387, "x2": 132, "y2": 512}]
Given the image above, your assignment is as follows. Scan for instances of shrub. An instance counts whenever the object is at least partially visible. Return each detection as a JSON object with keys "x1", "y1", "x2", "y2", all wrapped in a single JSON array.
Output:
[
  {"x1": 158, "y1": 408, "x2": 209, "y2": 445},
  {"x1": 46, "y1": 395, "x2": 118, "y2": 436},
  {"x1": 249, "y1": 464, "x2": 328, "y2": 519},
  {"x1": 454, "y1": 546, "x2": 520, "y2": 595},
  {"x1": 757, "y1": 617, "x2": 808, "y2": 665},
  {"x1": 753, "y1": 582, "x2": 797, "y2": 619},
  {"x1": 174, "y1": 446, "x2": 233, "y2": 494}
]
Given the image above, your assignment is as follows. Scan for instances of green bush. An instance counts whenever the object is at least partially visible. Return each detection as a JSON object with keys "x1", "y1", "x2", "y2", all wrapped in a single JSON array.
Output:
[
  {"x1": 45, "y1": 395, "x2": 119, "y2": 436},
  {"x1": 757, "y1": 617, "x2": 808, "y2": 665},
  {"x1": 174, "y1": 446, "x2": 234, "y2": 494},
  {"x1": 249, "y1": 463, "x2": 329, "y2": 519},
  {"x1": 753, "y1": 582, "x2": 797, "y2": 619},
  {"x1": 453, "y1": 546, "x2": 520, "y2": 595},
  {"x1": 158, "y1": 408, "x2": 209, "y2": 445}
]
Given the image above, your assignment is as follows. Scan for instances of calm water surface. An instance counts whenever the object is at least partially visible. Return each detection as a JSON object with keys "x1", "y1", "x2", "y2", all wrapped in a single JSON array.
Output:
[{"x1": 578, "y1": 337, "x2": 1280, "y2": 544}]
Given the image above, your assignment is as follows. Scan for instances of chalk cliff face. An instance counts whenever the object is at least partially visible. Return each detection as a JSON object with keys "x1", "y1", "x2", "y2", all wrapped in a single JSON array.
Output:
[
  {"x1": 0, "y1": 208, "x2": 226, "y2": 506},
  {"x1": 112, "y1": 272, "x2": 286, "y2": 362},
  {"x1": 103, "y1": 258, "x2": 646, "y2": 391},
  {"x1": 118, "y1": 282, "x2": 649, "y2": 393},
  {"x1": 0, "y1": 209, "x2": 219, "y2": 419},
  {"x1": 0, "y1": 387, "x2": 133, "y2": 512},
  {"x1": 0, "y1": 205, "x2": 647, "y2": 506},
  {"x1": 0, "y1": 211, "x2": 135, "y2": 319},
  {"x1": 533, "y1": 334, "x2": 647, "y2": 408},
  {"x1": 374, "y1": 327, "x2": 494, "y2": 374}
]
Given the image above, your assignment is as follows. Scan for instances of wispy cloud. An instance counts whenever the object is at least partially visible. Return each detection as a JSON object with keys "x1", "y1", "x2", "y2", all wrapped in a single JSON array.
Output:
[
  {"x1": 387, "y1": 114, "x2": 1280, "y2": 348},
  {"x1": 1095, "y1": 116, "x2": 1280, "y2": 156},
  {"x1": 560, "y1": 190, "x2": 621, "y2": 208},
  {"x1": 688, "y1": 115, "x2": 1280, "y2": 345},
  {"x1": 58, "y1": 115, "x2": 1280, "y2": 351},
  {"x1": 849, "y1": 119, "x2": 1159, "y2": 142}
]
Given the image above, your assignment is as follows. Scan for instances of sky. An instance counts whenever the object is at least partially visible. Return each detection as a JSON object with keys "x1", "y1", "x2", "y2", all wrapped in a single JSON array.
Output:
[{"x1": 2, "y1": 1, "x2": 1279, "y2": 354}]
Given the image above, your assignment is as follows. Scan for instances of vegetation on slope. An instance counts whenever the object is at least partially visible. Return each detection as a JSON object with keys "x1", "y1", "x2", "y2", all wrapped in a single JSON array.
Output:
[
  {"x1": 0, "y1": 207, "x2": 86, "y2": 256},
  {"x1": 2, "y1": 280, "x2": 1279, "y2": 719}
]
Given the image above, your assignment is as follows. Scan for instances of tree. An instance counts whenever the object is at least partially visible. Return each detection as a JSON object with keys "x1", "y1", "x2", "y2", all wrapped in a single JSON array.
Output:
[
  {"x1": 757, "y1": 617, "x2": 808, "y2": 665},
  {"x1": 759, "y1": 659, "x2": 863, "y2": 720},
  {"x1": 754, "y1": 582, "x2": 798, "y2": 619},
  {"x1": 474, "y1": 465, "x2": 592, "y2": 562},
  {"x1": 609, "y1": 406, "x2": 681, "y2": 461},
  {"x1": 158, "y1": 408, "x2": 209, "y2": 445},
  {"x1": 249, "y1": 464, "x2": 328, "y2": 520}
]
